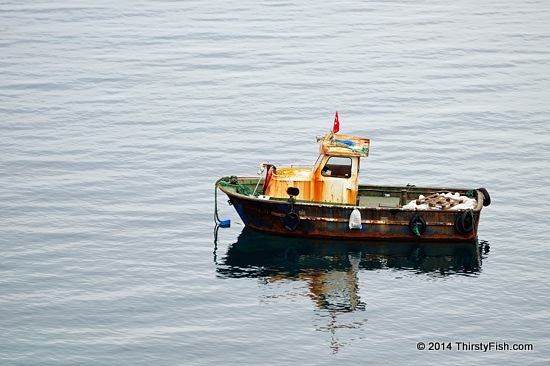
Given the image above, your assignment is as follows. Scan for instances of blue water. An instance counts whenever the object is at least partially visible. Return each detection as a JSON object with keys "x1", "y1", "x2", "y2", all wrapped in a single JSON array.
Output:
[{"x1": 2, "y1": 1, "x2": 549, "y2": 365}]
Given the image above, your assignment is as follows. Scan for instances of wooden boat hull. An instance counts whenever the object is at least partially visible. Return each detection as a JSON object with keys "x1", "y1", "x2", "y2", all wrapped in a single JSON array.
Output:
[{"x1": 217, "y1": 177, "x2": 486, "y2": 242}]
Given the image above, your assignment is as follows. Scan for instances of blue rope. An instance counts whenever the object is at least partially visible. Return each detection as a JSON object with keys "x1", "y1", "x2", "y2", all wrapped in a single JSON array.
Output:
[{"x1": 332, "y1": 138, "x2": 355, "y2": 146}]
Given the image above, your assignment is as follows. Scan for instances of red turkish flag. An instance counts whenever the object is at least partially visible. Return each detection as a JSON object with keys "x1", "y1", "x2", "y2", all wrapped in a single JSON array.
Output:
[{"x1": 333, "y1": 111, "x2": 340, "y2": 133}]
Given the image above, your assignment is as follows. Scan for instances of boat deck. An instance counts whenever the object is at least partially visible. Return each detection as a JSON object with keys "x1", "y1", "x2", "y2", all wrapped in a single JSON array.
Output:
[
  {"x1": 220, "y1": 177, "x2": 480, "y2": 211},
  {"x1": 358, "y1": 196, "x2": 401, "y2": 208}
]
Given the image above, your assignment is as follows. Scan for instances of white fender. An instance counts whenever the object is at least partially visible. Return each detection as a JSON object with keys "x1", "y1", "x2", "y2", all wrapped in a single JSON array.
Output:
[{"x1": 349, "y1": 208, "x2": 362, "y2": 230}]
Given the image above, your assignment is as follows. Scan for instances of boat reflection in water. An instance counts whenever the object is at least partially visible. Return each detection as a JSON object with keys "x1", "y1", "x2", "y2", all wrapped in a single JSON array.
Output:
[
  {"x1": 214, "y1": 227, "x2": 489, "y2": 352},
  {"x1": 216, "y1": 227, "x2": 488, "y2": 279}
]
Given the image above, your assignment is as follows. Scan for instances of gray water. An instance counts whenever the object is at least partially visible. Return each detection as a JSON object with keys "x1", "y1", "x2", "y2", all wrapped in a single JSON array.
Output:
[{"x1": 2, "y1": 1, "x2": 549, "y2": 365}]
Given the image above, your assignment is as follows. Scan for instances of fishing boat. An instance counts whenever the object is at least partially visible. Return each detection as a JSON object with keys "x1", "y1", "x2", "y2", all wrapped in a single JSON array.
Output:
[{"x1": 215, "y1": 114, "x2": 491, "y2": 241}]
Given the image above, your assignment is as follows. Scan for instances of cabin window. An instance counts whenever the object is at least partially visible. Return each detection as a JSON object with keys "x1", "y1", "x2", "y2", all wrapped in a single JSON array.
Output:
[{"x1": 321, "y1": 156, "x2": 352, "y2": 178}]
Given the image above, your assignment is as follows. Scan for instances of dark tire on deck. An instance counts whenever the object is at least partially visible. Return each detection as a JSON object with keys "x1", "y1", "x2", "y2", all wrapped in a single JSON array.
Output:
[{"x1": 477, "y1": 187, "x2": 491, "y2": 207}]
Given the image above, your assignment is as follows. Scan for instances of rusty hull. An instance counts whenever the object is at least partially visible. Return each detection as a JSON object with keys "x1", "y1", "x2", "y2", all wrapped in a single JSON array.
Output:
[{"x1": 218, "y1": 178, "x2": 483, "y2": 242}]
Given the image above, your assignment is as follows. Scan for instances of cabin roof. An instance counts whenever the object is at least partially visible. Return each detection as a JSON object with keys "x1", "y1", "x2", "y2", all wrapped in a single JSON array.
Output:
[{"x1": 319, "y1": 133, "x2": 370, "y2": 157}]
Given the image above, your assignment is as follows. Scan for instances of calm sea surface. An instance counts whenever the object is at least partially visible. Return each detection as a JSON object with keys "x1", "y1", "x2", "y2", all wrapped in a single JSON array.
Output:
[{"x1": 2, "y1": 1, "x2": 549, "y2": 365}]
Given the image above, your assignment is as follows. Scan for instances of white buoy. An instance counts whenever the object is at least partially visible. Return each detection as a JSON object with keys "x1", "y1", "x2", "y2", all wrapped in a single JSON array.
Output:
[{"x1": 349, "y1": 208, "x2": 362, "y2": 230}]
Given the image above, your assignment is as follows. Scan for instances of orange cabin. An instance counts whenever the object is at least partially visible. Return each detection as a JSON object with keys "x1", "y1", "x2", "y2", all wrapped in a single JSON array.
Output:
[{"x1": 264, "y1": 133, "x2": 370, "y2": 204}]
